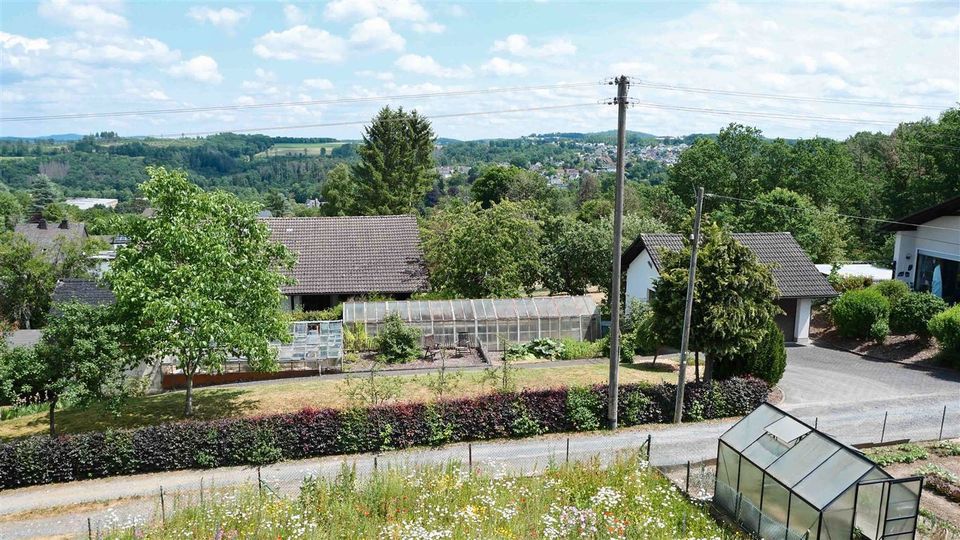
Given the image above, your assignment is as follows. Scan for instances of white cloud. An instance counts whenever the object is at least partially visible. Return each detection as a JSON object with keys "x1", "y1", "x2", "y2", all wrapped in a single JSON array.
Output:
[
  {"x1": 57, "y1": 34, "x2": 178, "y2": 65},
  {"x1": 253, "y1": 25, "x2": 346, "y2": 62},
  {"x1": 412, "y1": 22, "x2": 445, "y2": 34},
  {"x1": 303, "y1": 78, "x2": 334, "y2": 90},
  {"x1": 187, "y1": 6, "x2": 251, "y2": 31},
  {"x1": 608, "y1": 61, "x2": 655, "y2": 76},
  {"x1": 283, "y1": 4, "x2": 307, "y2": 25},
  {"x1": 348, "y1": 18, "x2": 405, "y2": 52},
  {"x1": 38, "y1": 0, "x2": 128, "y2": 30},
  {"x1": 356, "y1": 69, "x2": 394, "y2": 81},
  {"x1": 395, "y1": 54, "x2": 471, "y2": 78},
  {"x1": 325, "y1": 0, "x2": 429, "y2": 22},
  {"x1": 745, "y1": 46, "x2": 776, "y2": 62},
  {"x1": 167, "y1": 55, "x2": 223, "y2": 84},
  {"x1": 145, "y1": 89, "x2": 170, "y2": 101},
  {"x1": 913, "y1": 13, "x2": 959, "y2": 38},
  {"x1": 820, "y1": 51, "x2": 851, "y2": 74},
  {"x1": 0, "y1": 32, "x2": 51, "y2": 53},
  {"x1": 491, "y1": 34, "x2": 576, "y2": 58},
  {"x1": 481, "y1": 57, "x2": 527, "y2": 76}
]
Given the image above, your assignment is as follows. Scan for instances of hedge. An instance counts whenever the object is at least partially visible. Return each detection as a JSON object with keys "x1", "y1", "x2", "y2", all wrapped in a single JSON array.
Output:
[
  {"x1": 832, "y1": 288, "x2": 891, "y2": 339},
  {"x1": 0, "y1": 378, "x2": 769, "y2": 489}
]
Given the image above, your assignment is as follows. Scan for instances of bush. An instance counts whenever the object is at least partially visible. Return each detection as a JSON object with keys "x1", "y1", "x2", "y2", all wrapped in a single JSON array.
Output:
[
  {"x1": 831, "y1": 288, "x2": 891, "y2": 339},
  {"x1": 287, "y1": 304, "x2": 343, "y2": 321},
  {"x1": 375, "y1": 313, "x2": 422, "y2": 364},
  {"x1": 829, "y1": 273, "x2": 873, "y2": 293},
  {"x1": 343, "y1": 322, "x2": 372, "y2": 352},
  {"x1": 869, "y1": 319, "x2": 889, "y2": 343},
  {"x1": 713, "y1": 319, "x2": 786, "y2": 384},
  {"x1": 558, "y1": 338, "x2": 603, "y2": 360},
  {"x1": 0, "y1": 378, "x2": 769, "y2": 489},
  {"x1": 929, "y1": 305, "x2": 960, "y2": 359},
  {"x1": 503, "y1": 339, "x2": 566, "y2": 361},
  {"x1": 870, "y1": 280, "x2": 910, "y2": 303},
  {"x1": 887, "y1": 292, "x2": 947, "y2": 341},
  {"x1": 623, "y1": 300, "x2": 658, "y2": 356}
]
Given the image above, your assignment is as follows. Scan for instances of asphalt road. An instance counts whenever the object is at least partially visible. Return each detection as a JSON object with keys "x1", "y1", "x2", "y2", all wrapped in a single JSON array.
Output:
[{"x1": 1, "y1": 345, "x2": 957, "y2": 539}]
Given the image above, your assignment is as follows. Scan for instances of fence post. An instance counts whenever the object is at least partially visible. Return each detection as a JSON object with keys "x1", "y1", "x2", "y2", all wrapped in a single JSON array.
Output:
[
  {"x1": 646, "y1": 434, "x2": 651, "y2": 462},
  {"x1": 257, "y1": 466, "x2": 263, "y2": 497},
  {"x1": 200, "y1": 477, "x2": 204, "y2": 505},
  {"x1": 565, "y1": 438, "x2": 570, "y2": 464},
  {"x1": 468, "y1": 443, "x2": 473, "y2": 472},
  {"x1": 880, "y1": 411, "x2": 888, "y2": 443},
  {"x1": 939, "y1": 406, "x2": 947, "y2": 440},
  {"x1": 685, "y1": 461, "x2": 691, "y2": 494},
  {"x1": 814, "y1": 417, "x2": 818, "y2": 430},
  {"x1": 160, "y1": 486, "x2": 166, "y2": 525},
  {"x1": 87, "y1": 517, "x2": 92, "y2": 540},
  {"x1": 374, "y1": 455, "x2": 378, "y2": 472}
]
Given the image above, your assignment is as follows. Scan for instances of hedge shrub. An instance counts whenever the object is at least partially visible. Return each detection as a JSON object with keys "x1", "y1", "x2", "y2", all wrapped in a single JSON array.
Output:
[
  {"x1": 712, "y1": 319, "x2": 786, "y2": 384},
  {"x1": 929, "y1": 305, "x2": 960, "y2": 361},
  {"x1": 0, "y1": 378, "x2": 768, "y2": 489},
  {"x1": 375, "y1": 313, "x2": 422, "y2": 364},
  {"x1": 870, "y1": 280, "x2": 910, "y2": 303},
  {"x1": 889, "y1": 292, "x2": 947, "y2": 340},
  {"x1": 831, "y1": 288, "x2": 891, "y2": 339}
]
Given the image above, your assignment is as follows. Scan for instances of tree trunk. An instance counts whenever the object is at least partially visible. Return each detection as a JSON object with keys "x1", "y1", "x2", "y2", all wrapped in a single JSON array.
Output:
[
  {"x1": 704, "y1": 355, "x2": 714, "y2": 384},
  {"x1": 48, "y1": 395, "x2": 58, "y2": 437},
  {"x1": 184, "y1": 372, "x2": 194, "y2": 417},
  {"x1": 694, "y1": 351, "x2": 701, "y2": 383},
  {"x1": 652, "y1": 347, "x2": 659, "y2": 365}
]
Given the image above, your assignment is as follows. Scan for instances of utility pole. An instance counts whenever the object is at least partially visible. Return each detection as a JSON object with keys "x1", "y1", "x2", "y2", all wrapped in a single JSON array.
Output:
[
  {"x1": 673, "y1": 186, "x2": 705, "y2": 423},
  {"x1": 608, "y1": 75, "x2": 629, "y2": 430}
]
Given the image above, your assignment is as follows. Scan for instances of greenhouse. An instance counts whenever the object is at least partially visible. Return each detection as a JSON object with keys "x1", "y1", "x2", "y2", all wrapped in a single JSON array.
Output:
[
  {"x1": 715, "y1": 404, "x2": 922, "y2": 540},
  {"x1": 342, "y1": 296, "x2": 600, "y2": 351}
]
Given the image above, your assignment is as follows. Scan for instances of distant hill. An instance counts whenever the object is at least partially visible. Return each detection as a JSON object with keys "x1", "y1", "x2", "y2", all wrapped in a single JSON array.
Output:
[{"x1": 0, "y1": 133, "x2": 84, "y2": 142}]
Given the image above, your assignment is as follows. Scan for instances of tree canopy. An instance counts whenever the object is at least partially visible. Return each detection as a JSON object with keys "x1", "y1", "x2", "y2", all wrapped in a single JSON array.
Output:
[{"x1": 107, "y1": 166, "x2": 294, "y2": 416}]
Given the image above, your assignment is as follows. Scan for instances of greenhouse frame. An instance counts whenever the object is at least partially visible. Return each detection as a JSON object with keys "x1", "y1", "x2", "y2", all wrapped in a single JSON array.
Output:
[
  {"x1": 342, "y1": 296, "x2": 600, "y2": 351},
  {"x1": 715, "y1": 403, "x2": 922, "y2": 540}
]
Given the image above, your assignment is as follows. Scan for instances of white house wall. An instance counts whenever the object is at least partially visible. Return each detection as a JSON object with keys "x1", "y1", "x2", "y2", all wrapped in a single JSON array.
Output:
[
  {"x1": 625, "y1": 249, "x2": 660, "y2": 308},
  {"x1": 893, "y1": 216, "x2": 960, "y2": 287}
]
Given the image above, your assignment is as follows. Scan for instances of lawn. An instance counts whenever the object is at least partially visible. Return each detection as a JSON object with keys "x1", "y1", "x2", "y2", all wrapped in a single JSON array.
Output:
[
  {"x1": 255, "y1": 142, "x2": 349, "y2": 158},
  {"x1": 0, "y1": 361, "x2": 686, "y2": 440},
  {"x1": 103, "y1": 453, "x2": 737, "y2": 539}
]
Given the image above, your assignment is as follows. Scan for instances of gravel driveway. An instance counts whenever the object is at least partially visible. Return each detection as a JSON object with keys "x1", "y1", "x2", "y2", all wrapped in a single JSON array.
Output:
[{"x1": 1, "y1": 345, "x2": 957, "y2": 539}]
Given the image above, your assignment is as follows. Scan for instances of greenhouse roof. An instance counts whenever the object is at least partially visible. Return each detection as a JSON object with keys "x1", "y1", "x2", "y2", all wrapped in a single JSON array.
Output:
[
  {"x1": 719, "y1": 403, "x2": 891, "y2": 510},
  {"x1": 343, "y1": 296, "x2": 598, "y2": 323}
]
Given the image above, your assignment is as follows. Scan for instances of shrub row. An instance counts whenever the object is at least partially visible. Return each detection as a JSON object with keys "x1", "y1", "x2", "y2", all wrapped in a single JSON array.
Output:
[{"x1": 0, "y1": 378, "x2": 768, "y2": 489}]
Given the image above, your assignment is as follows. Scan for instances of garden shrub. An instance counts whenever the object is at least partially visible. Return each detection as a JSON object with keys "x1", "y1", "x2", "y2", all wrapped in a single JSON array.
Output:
[
  {"x1": 869, "y1": 319, "x2": 890, "y2": 344},
  {"x1": 526, "y1": 338, "x2": 565, "y2": 360},
  {"x1": 929, "y1": 305, "x2": 960, "y2": 360},
  {"x1": 343, "y1": 323, "x2": 372, "y2": 352},
  {"x1": 375, "y1": 313, "x2": 422, "y2": 364},
  {"x1": 712, "y1": 319, "x2": 786, "y2": 384},
  {"x1": 623, "y1": 300, "x2": 658, "y2": 356},
  {"x1": 0, "y1": 378, "x2": 768, "y2": 489},
  {"x1": 829, "y1": 273, "x2": 873, "y2": 293},
  {"x1": 832, "y1": 288, "x2": 891, "y2": 339},
  {"x1": 558, "y1": 338, "x2": 603, "y2": 360},
  {"x1": 565, "y1": 386, "x2": 603, "y2": 431},
  {"x1": 870, "y1": 280, "x2": 910, "y2": 303},
  {"x1": 889, "y1": 292, "x2": 947, "y2": 339},
  {"x1": 288, "y1": 304, "x2": 343, "y2": 322}
]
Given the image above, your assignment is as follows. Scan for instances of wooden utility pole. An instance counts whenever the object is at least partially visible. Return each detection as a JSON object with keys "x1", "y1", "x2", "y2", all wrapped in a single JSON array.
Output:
[
  {"x1": 673, "y1": 186, "x2": 705, "y2": 424},
  {"x1": 608, "y1": 75, "x2": 629, "y2": 430}
]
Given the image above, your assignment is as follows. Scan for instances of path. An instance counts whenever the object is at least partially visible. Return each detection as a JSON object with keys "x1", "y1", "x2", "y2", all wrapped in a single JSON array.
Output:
[{"x1": 1, "y1": 346, "x2": 957, "y2": 539}]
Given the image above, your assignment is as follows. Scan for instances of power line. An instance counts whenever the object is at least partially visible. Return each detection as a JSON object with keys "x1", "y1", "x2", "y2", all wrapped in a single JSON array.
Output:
[
  {"x1": 628, "y1": 100, "x2": 900, "y2": 127},
  {"x1": 159, "y1": 102, "x2": 604, "y2": 138},
  {"x1": 1, "y1": 82, "x2": 602, "y2": 123},
  {"x1": 630, "y1": 79, "x2": 952, "y2": 112},
  {"x1": 706, "y1": 193, "x2": 960, "y2": 236}
]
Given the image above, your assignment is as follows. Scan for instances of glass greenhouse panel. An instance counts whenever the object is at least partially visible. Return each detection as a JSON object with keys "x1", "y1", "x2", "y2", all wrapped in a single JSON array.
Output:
[
  {"x1": 821, "y1": 485, "x2": 855, "y2": 540},
  {"x1": 743, "y1": 434, "x2": 791, "y2": 468},
  {"x1": 787, "y1": 496, "x2": 820, "y2": 540},
  {"x1": 765, "y1": 433, "x2": 839, "y2": 488},
  {"x1": 721, "y1": 405, "x2": 785, "y2": 452},
  {"x1": 794, "y1": 450, "x2": 873, "y2": 509},
  {"x1": 718, "y1": 443, "x2": 741, "y2": 487}
]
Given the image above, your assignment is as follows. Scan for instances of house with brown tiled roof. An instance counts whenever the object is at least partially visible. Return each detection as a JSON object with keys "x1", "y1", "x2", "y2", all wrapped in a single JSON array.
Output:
[
  {"x1": 13, "y1": 219, "x2": 88, "y2": 262},
  {"x1": 262, "y1": 215, "x2": 429, "y2": 311},
  {"x1": 622, "y1": 232, "x2": 837, "y2": 344}
]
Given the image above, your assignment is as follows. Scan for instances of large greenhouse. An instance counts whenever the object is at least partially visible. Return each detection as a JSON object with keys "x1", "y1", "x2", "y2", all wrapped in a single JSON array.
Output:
[
  {"x1": 342, "y1": 296, "x2": 600, "y2": 351},
  {"x1": 715, "y1": 404, "x2": 922, "y2": 540}
]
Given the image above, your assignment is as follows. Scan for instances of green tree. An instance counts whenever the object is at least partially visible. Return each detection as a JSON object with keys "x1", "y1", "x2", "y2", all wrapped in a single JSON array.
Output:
[
  {"x1": 650, "y1": 217, "x2": 781, "y2": 381},
  {"x1": 422, "y1": 200, "x2": 542, "y2": 298},
  {"x1": 28, "y1": 174, "x2": 56, "y2": 220},
  {"x1": 470, "y1": 165, "x2": 551, "y2": 209},
  {"x1": 0, "y1": 191, "x2": 22, "y2": 230},
  {"x1": 540, "y1": 217, "x2": 609, "y2": 296},
  {"x1": 351, "y1": 107, "x2": 436, "y2": 215},
  {"x1": 107, "y1": 167, "x2": 294, "y2": 416},
  {"x1": 320, "y1": 163, "x2": 358, "y2": 216},
  {"x1": 0, "y1": 303, "x2": 130, "y2": 436},
  {"x1": 737, "y1": 188, "x2": 848, "y2": 263},
  {"x1": 263, "y1": 191, "x2": 293, "y2": 217},
  {"x1": 0, "y1": 232, "x2": 56, "y2": 329}
]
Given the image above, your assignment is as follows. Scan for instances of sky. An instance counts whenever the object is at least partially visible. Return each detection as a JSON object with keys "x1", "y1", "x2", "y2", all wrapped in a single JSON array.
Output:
[{"x1": 1, "y1": 0, "x2": 958, "y2": 140}]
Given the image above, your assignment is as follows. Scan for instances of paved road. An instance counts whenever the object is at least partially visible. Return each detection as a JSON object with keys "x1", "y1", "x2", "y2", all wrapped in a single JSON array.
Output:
[{"x1": 1, "y1": 345, "x2": 957, "y2": 539}]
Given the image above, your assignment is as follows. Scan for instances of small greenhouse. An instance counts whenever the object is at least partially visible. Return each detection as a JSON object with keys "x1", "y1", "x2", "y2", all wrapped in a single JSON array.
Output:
[
  {"x1": 715, "y1": 403, "x2": 922, "y2": 540},
  {"x1": 342, "y1": 296, "x2": 600, "y2": 351}
]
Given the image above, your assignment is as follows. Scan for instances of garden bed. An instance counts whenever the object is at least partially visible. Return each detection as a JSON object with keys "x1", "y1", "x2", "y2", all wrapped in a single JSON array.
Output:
[
  {"x1": 810, "y1": 308, "x2": 943, "y2": 367},
  {"x1": 343, "y1": 349, "x2": 487, "y2": 372}
]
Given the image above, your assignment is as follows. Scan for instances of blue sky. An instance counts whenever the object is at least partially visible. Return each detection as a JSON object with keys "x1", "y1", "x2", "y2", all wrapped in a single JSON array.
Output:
[{"x1": 1, "y1": 0, "x2": 958, "y2": 140}]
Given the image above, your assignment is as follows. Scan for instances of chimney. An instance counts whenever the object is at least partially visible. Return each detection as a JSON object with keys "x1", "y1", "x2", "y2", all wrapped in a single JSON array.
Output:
[
  {"x1": 37, "y1": 219, "x2": 47, "y2": 230},
  {"x1": 59, "y1": 219, "x2": 69, "y2": 230}
]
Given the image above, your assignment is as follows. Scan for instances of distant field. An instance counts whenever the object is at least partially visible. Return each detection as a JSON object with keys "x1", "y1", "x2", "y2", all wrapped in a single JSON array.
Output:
[{"x1": 256, "y1": 142, "x2": 348, "y2": 158}]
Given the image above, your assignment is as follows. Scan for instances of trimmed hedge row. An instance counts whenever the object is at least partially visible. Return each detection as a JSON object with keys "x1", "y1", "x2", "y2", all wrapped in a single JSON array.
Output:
[{"x1": 0, "y1": 378, "x2": 768, "y2": 489}]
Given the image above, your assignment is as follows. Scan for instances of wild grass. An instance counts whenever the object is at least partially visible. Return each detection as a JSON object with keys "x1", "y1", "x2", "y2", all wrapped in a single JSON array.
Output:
[{"x1": 105, "y1": 454, "x2": 737, "y2": 539}]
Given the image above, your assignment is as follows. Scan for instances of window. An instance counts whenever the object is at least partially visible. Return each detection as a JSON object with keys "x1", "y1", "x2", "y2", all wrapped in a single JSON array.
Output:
[{"x1": 915, "y1": 252, "x2": 960, "y2": 304}]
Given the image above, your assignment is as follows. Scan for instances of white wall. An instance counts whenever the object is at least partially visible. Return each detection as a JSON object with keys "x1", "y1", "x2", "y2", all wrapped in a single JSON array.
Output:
[
  {"x1": 625, "y1": 249, "x2": 660, "y2": 308},
  {"x1": 795, "y1": 298, "x2": 812, "y2": 345},
  {"x1": 893, "y1": 216, "x2": 960, "y2": 287}
]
